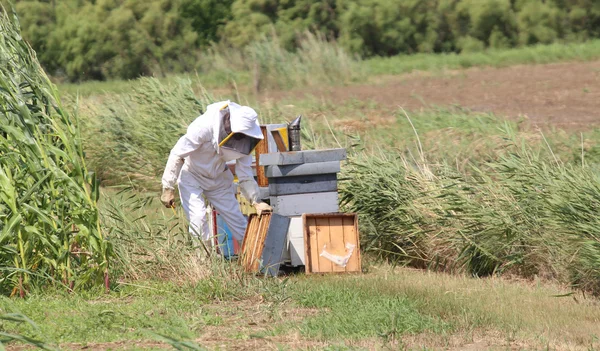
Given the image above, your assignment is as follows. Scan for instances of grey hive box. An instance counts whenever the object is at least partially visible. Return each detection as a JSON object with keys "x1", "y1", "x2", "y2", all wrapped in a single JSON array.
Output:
[
  {"x1": 259, "y1": 148, "x2": 347, "y2": 166},
  {"x1": 263, "y1": 148, "x2": 347, "y2": 267},
  {"x1": 270, "y1": 192, "x2": 339, "y2": 217},
  {"x1": 268, "y1": 173, "x2": 338, "y2": 196},
  {"x1": 265, "y1": 161, "x2": 341, "y2": 178}
]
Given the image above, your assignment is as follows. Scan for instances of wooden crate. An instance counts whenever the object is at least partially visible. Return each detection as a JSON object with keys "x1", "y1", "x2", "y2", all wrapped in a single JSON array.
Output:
[
  {"x1": 241, "y1": 212, "x2": 290, "y2": 276},
  {"x1": 303, "y1": 213, "x2": 361, "y2": 274}
]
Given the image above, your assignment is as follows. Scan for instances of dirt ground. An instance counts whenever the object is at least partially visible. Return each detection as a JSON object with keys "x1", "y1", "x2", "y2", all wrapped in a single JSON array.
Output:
[{"x1": 266, "y1": 60, "x2": 600, "y2": 130}]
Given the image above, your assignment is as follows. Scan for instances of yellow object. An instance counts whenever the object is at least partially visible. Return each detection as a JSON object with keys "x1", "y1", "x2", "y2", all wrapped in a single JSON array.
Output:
[
  {"x1": 219, "y1": 132, "x2": 261, "y2": 155},
  {"x1": 218, "y1": 132, "x2": 235, "y2": 147},
  {"x1": 275, "y1": 126, "x2": 290, "y2": 150},
  {"x1": 237, "y1": 192, "x2": 257, "y2": 216}
]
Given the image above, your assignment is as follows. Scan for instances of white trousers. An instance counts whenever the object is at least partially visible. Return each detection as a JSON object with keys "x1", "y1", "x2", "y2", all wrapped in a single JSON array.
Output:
[{"x1": 177, "y1": 167, "x2": 247, "y2": 243}]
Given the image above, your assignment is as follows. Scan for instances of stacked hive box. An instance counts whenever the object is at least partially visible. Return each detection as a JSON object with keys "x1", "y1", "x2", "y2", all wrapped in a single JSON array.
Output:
[{"x1": 259, "y1": 148, "x2": 347, "y2": 267}]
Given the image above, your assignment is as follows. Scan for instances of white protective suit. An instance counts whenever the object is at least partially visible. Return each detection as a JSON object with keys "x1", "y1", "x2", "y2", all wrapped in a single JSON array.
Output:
[{"x1": 161, "y1": 101, "x2": 264, "y2": 245}]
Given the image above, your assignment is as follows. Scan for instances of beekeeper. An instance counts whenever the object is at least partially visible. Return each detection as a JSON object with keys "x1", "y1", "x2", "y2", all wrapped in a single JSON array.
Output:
[{"x1": 160, "y1": 100, "x2": 272, "y2": 249}]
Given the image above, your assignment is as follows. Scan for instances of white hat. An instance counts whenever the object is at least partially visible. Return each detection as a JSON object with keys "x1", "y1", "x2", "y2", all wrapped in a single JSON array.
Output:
[{"x1": 228, "y1": 102, "x2": 263, "y2": 139}]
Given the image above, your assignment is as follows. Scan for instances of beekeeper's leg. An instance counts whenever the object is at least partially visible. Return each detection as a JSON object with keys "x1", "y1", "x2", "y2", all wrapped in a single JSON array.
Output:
[
  {"x1": 178, "y1": 180, "x2": 212, "y2": 250},
  {"x1": 204, "y1": 176, "x2": 247, "y2": 244}
]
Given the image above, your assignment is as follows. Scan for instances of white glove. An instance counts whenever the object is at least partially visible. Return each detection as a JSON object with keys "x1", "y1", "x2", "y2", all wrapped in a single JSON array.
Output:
[
  {"x1": 239, "y1": 179, "x2": 259, "y2": 204},
  {"x1": 239, "y1": 179, "x2": 272, "y2": 215},
  {"x1": 161, "y1": 188, "x2": 175, "y2": 208}
]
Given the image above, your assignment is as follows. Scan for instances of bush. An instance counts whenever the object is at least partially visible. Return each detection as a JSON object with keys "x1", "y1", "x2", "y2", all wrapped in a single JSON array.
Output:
[
  {"x1": 13, "y1": 0, "x2": 600, "y2": 81},
  {"x1": 16, "y1": 0, "x2": 199, "y2": 81}
]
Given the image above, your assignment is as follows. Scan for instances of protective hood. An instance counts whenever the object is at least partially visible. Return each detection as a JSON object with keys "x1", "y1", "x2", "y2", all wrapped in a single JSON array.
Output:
[
  {"x1": 213, "y1": 101, "x2": 263, "y2": 160},
  {"x1": 228, "y1": 102, "x2": 263, "y2": 139}
]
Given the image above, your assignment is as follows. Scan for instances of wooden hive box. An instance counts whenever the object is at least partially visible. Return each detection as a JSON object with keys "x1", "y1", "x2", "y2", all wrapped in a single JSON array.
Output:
[
  {"x1": 303, "y1": 213, "x2": 361, "y2": 274},
  {"x1": 255, "y1": 124, "x2": 290, "y2": 187},
  {"x1": 241, "y1": 213, "x2": 290, "y2": 276}
]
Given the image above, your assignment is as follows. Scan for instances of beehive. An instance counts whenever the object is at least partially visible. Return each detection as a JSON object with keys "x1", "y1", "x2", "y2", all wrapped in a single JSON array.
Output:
[{"x1": 303, "y1": 213, "x2": 361, "y2": 274}]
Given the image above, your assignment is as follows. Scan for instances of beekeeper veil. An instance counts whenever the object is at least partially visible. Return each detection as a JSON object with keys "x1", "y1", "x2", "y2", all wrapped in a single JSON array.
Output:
[{"x1": 215, "y1": 102, "x2": 263, "y2": 161}]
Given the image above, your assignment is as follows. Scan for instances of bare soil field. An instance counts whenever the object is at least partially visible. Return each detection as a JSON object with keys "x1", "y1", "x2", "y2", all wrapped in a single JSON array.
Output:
[{"x1": 267, "y1": 61, "x2": 600, "y2": 130}]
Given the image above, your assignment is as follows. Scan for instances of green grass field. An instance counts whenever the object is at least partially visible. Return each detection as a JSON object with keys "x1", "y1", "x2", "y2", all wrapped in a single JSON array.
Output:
[{"x1": 2, "y1": 266, "x2": 597, "y2": 350}]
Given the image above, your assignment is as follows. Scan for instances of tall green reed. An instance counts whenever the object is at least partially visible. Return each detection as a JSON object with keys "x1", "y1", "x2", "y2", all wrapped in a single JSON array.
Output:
[
  {"x1": 341, "y1": 123, "x2": 600, "y2": 295},
  {"x1": 0, "y1": 6, "x2": 109, "y2": 295},
  {"x1": 78, "y1": 77, "x2": 214, "y2": 190},
  {"x1": 198, "y1": 31, "x2": 362, "y2": 92},
  {"x1": 100, "y1": 187, "x2": 290, "y2": 301}
]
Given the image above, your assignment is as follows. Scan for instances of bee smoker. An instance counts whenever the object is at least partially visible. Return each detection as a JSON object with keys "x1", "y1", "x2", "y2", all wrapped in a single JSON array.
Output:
[{"x1": 288, "y1": 115, "x2": 302, "y2": 151}]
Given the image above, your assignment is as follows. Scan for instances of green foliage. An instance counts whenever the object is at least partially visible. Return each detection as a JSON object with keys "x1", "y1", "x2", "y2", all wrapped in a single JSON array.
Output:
[
  {"x1": 340, "y1": 122, "x2": 600, "y2": 295},
  {"x1": 15, "y1": 0, "x2": 199, "y2": 81},
  {"x1": 222, "y1": 0, "x2": 600, "y2": 58},
  {"x1": 13, "y1": 1, "x2": 59, "y2": 71},
  {"x1": 337, "y1": 0, "x2": 440, "y2": 56},
  {"x1": 221, "y1": 0, "x2": 280, "y2": 48},
  {"x1": 222, "y1": 0, "x2": 338, "y2": 49},
  {"x1": 516, "y1": 0, "x2": 562, "y2": 45},
  {"x1": 181, "y1": 0, "x2": 234, "y2": 47},
  {"x1": 0, "y1": 6, "x2": 110, "y2": 295},
  {"x1": 12, "y1": 0, "x2": 600, "y2": 81},
  {"x1": 455, "y1": 0, "x2": 517, "y2": 49}
]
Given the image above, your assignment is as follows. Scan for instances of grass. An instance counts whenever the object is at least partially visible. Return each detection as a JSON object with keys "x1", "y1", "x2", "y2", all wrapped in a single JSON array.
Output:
[
  {"x1": 6, "y1": 13, "x2": 600, "y2": 349},
  {"x1": 0, "y1": 282, "x2": 207, "y2": 344},
  {"x1": 63, "y1": 74, "x2": 600, "y2": 298},
  {"x1": 2, "y1": 182, "x2": 595, "y2": 350},
  {"x1": 292, "y1": 277, "x2": 447, "y2": 341},
  {"x1": 365, "y1": 39, "x2": 600, "y2": 76},
  {"x1": 0, "y1": 266, "x2": 597, "y2": 350},
  {"x1": 58, "y1": 32, "x2": 362, "y2": 98},
  {"x1": 73, "y1": 77, "x2": 213, "y2": 190},
  {"x1": 56, "y1": 39, "x2": 600, "y2": 98}
]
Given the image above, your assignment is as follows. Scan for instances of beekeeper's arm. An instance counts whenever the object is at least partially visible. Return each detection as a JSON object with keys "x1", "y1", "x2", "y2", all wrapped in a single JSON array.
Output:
[
  {"x1": 160, "y1": 129, "x2": 205, "y2": 207},
  {"x1": 236, "y1": 155, "x2": 272, "y2": 215}
]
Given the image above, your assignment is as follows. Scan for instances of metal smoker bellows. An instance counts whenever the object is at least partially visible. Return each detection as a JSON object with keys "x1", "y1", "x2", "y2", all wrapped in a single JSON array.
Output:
[{"x1": 288, "y1": 115, "x2": 302, "y2": 151}]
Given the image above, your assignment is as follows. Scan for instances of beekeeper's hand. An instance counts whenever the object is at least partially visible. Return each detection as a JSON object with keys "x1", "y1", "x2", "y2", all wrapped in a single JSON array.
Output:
[
  {"x1": 161, "y1": 188, "x2": 175, "y2": 208},
  {"x1": 253, "y1": 201, "x2": 272, "y2": 216}
]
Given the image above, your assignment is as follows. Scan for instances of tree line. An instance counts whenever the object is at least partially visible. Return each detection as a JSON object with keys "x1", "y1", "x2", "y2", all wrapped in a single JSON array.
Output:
[{"x1": 11, "y1": 0, "x2": 600, "y2": 81}]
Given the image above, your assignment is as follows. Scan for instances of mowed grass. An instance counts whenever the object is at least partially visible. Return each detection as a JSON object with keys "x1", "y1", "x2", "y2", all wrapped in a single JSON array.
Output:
[
  {"x1": 1, "y1": 267, "x2": 598, "y2": 350},
  {"x1": 292, "y1": 267, "x2": 600, "y2": 350}
]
